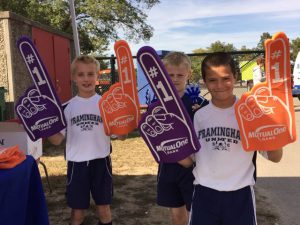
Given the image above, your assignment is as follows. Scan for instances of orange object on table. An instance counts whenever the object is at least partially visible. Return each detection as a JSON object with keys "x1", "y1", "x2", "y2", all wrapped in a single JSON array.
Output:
[{"x1": 0, "y1": 145, "x2": 26, "y2": 169}]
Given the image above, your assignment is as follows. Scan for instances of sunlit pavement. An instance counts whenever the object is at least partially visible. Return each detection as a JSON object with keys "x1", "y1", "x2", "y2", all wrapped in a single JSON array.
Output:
[{"x1": 256, "y1": 97, "x2": 300, "y2": 225}]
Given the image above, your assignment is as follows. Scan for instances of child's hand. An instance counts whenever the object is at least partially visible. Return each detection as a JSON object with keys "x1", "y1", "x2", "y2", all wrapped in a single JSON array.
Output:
[
  {"x1": 267, "y1": 149, "x2": 283, "y2": 162},
  {"x1": 117, "y1": 134, "x2": 127, "y2": 141},
  {"x1": 192, "y1": 104, "x2": 200, "y2": 111},
  {"x1": 111, "y1": 134, "x2": 127, "y2": 141},
  {"x1": 178, "y1": 156, "x2": 194, "y2": 168}
]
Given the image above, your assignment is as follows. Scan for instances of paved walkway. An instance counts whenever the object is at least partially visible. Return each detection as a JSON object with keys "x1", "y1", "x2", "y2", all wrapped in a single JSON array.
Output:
[{"x1": 256, "y1": 98, "x2": 300, "y2": 225}]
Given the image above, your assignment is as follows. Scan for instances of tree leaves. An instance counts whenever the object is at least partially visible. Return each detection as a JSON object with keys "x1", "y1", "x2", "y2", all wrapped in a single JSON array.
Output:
[{"x1": 0, "y1": 0, "x2": 160, "y2": 54}]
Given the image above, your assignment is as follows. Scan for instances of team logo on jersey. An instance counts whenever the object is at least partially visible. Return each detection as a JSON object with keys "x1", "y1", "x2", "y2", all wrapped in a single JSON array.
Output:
[
  {"x1": 198, "y1": 126, "x2": 240, "y2": 151},
  {"x1": 71, "y1": 114, "x2": 101, "y2": 131}
]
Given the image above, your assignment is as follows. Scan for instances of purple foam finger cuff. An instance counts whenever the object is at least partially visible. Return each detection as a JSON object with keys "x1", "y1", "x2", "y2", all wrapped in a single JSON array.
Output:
[
  {"x1": 15, "y1": 91, "x2": 67, "y2": 141},
  {"x1": 138, "y1": 104, "x2": 200, "y2": 163},
  {"x1": 139, "y1": 119, "x2": 200, "y2": 163},
  {"x1": 140, "y1": 129, "x2": 200, "y2": 163}
]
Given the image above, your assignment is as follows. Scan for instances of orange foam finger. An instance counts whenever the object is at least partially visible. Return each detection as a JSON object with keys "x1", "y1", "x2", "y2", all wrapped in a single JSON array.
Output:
[{"x1": 235, "y1": 32, "x2": 296, "y2": 151}]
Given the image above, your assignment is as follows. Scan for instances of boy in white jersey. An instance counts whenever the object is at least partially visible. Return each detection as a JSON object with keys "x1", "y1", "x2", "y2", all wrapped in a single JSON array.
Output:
[
  {"x1": 253, "y1": 56, "x2": 265, "y2": 86},
  {"x1": 48, "y1": 56, "x2": 114, "y2": 225},
  {"x1": 180, "y1": 52, "x2": 282, "y2": 225}
]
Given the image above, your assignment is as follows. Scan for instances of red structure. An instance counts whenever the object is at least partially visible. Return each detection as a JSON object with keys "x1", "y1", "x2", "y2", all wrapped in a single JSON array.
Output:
[{"x1": 32, "y1": 27, "x2": 72, "y2": 103}]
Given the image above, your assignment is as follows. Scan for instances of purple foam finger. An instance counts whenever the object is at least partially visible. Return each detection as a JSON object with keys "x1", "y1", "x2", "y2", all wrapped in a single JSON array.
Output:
[
  {"x1": 137, "y1": 46, "x2": 197, "y2": 134},
  {"x1": 18, "y1": 37, "x2": 57, "y2": 102},
  {"x1": 15, "y1": 36, "x2": 66, "y2": 141},
  {"x1": 137, "y1": 46, "x2": 200, "y2": 163},
  {"x1": 137, "y1": 47, "x2": 182, "y2": 116}
]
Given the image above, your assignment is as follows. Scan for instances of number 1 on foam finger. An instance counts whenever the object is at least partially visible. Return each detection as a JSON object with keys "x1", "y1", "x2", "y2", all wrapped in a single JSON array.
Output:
[
  {"x1": 271, "y1": 62, "x2": 283, "y2": 83},
  {"x1": 32, "y1": 67, "x2": 47, "y2": 86},
  {"x1": 137, "y1": 49, "x2": 184, "y2": 118},
  {"x1": 122, "y1": 67, "x2": 131, "y2": 84},
  {"x1": 156, "y1": 81, "x2": 173, "y2": 102}
]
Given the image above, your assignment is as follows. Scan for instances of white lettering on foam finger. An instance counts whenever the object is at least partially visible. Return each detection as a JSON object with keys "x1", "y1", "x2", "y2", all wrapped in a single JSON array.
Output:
[
  {"x1": 31, "y1": 116, "x2": 59, "y2": 131},
  {"x1": 156, "y1": 137, "x2": 189, "y2": 154},
  {"x1": 109, "y1": 115, "x2": 134, "y2": 127},
  {"x1": 248, "y1": 125, "x2": 287, "y2": 141}
]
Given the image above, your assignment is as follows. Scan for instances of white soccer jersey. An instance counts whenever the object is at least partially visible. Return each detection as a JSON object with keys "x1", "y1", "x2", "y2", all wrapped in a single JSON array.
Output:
[
  {"x1": 63, "y1": 94, "x2": 110, "y2": 162},
  {"x1": 253, "y1": 65, "x2": 263, "y2": 85},
  {"x1": 193, "y1": 101, "x2": 256, "y2": 191}
]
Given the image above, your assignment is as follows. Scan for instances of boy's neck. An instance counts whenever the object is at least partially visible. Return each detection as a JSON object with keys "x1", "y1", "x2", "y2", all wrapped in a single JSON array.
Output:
[
  {"x1": 77, "y1": 91, "x2": 96, "y2": 98},
  {"x1": 178, "y1": 90, "x2": 185, "y2": 98},
  {"x1": 211, "y1": 95, "x2": 236, "y2": 109}
]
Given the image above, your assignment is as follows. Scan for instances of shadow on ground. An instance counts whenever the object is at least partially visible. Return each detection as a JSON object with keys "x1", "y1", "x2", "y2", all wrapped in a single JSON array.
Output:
[
  {"x1": 40, "y1": 173, "x2": 281, "y2": 225},
  {"x1": 41, "y1": 174, "x2": 169, "y2": 225},
  {"x1": 256, "y1": 177, "x2": 300, "y2": 225}
]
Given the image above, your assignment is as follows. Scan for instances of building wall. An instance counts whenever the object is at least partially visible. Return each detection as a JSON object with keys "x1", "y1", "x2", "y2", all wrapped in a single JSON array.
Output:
[{"x1": 0, "y1": 11, "x2": 74, "y2": 119}]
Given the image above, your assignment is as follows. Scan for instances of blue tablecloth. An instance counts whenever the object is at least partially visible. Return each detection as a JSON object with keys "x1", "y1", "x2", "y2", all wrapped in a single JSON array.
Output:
[{"x1": 0, "y1": 155, "x2": 50, "y2": 225}]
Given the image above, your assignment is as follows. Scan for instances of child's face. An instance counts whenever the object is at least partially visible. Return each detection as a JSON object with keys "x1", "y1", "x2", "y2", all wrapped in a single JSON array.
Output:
[
  {"x1": 204, "y1": 65, "x2": 236, "y2": 108},
  {"x1": 165, "y1": 63, "x2": 191, "y2": 97},
  {"x1": 73, "y1": 62, "x2": 98, "y2": 98}
]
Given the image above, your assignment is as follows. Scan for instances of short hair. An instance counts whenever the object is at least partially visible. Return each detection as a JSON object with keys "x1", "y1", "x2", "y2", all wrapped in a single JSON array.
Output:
[
  {"x1": 162, "y1": 51, "x2": 191, "y2": 71},
  {"x1": 71, "y1": 55, "x2": 100, "y2": 75},
  {"x1": 256, "y1": 56, "x2": 264, "y2": 65},
  {"x1": 201, "y1": 52, "x2": 237, "y2": 81}
]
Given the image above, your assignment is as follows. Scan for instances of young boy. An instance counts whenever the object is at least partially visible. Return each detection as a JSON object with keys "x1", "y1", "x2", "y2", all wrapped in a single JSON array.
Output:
[
  {"x1": 182, "y1": 52, "x2": 282, "y2": 225},
  {"x1": 253, "y1": 56, "x2": 265, "y2": 86},
  {"x1": 48, "y1": 56, "x2": 113, "y2": 225},
  {"x1": 156, "y1": 52, "x2": 208, "y2": 225}
]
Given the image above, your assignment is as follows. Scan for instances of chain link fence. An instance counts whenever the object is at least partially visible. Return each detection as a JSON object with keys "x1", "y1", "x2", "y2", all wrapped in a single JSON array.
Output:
[{"x1": 95, "y1": 51, "x2": 264, "y2": 103}]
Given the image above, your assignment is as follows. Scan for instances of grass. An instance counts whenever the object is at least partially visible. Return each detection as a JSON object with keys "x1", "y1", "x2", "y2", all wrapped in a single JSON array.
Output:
[{"x1": 39, "y1": 131, "x2": 280, "y2": 225}]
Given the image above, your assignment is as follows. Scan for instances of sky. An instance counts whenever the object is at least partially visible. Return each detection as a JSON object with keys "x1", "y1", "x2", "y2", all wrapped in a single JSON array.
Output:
[{"x1": 105, "y1": 0, "x2": 300, "y2": 56}]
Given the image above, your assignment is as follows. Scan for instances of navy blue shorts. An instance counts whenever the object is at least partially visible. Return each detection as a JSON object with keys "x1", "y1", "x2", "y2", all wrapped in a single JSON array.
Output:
[
  {"x1": 66, "y1": 156, "x2": 113, "y2": 209},
  {"x1": 157, "y1": 163, "x2": 194, "y2": 211},
  {"x1": 189, "y1": 185, "x2": 257, "y2": 225}
]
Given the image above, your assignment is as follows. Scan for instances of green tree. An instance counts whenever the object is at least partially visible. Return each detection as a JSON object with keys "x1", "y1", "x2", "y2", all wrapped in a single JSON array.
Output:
[
  {"x1": 207, "y1": 41, "x2": 236, "y2": 52},
  {"x1": 190, "y1": 48, "x2": 206, "y2": 82},
  {"x1": 290, "y1": 37, "x2": 300, "y2": 62},
  {"x1": 190, "y1": 41, "x2": 236, "y2": 82},
  {"x1": 0, "y1": 0, "x2": 160, "y2": 54},
  {"x1": 257, "y1": 32, "x2": 272, "y2": 50}
]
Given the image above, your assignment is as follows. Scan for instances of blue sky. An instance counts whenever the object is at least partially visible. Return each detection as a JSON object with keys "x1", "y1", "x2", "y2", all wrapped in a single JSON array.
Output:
[{"x1": 106, "y1": 0, "x2": 300, "y2": 56}]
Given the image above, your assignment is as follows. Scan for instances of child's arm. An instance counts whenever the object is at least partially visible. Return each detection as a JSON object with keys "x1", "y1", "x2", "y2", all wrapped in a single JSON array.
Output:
[
  {"x1": 111, "y1": 134, "x2": 127, "y2": 141},
  {"x1": 178, "y1": 156, "x2": 194, "y2": 168},
  {"x1": 48, "y1": 133, "x2": 65, "y2": 145},
  {"x1": 266, "y1": 149, "x2": 283, "y2": 163},
  {"x1": 260, "y1": 148, "x2": 283, "y2": 163},
  {"x1": 117, "y1": 134, "x2": 127, "y2": 141}
]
